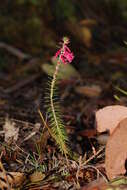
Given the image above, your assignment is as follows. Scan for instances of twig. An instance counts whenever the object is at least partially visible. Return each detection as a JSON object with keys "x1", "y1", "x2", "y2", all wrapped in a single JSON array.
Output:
[
  {"x1": 0, "y1": 42, "x2": 30, "y2": 59},
  {"x1": 4, "y1": 74, "x2": 39, "y2": 94},
  {"x1": 38, "y1": 109, "x2": 55, "y2": 139},
  {"x1": 81, "y1": 165, "x2": 108, "y2": 182},
  {"x1": 82, "y1": 146, "x2": 105, "y2": 166}
]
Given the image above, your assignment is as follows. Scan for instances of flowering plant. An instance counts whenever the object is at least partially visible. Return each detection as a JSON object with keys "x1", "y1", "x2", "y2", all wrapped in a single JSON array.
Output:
[{"x1": 45, "y1": 37, "x2": 74, "y2": 157}]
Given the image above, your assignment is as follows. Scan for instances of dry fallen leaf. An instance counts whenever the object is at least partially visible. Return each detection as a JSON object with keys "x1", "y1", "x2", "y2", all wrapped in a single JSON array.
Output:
[
  {"x1": 7, "y1": 172, "x2": 26, "y2": 188},
  {"x1": 29, "y1": 171, "x2": 45, "y2": 183},
  {"x1": 76, "y1": 85, "x2": 102, "y2": 98},
  {"x1": 0, "y1": 161, "x2": 25, "y2": 189},
  {"x1": 96, "y1": 105, "x2": 127, "y2": 134},
  {"x1": 0, "y1": 161, "x2": 12, "y2": 190},
  {"x1": 105, "y1": 117, "x2": 127, "y2": 180},
  {"x1": 81, "y1": 27, "x2": 92, "y2": 48},
  {"x1": 3, "y1": 117, "x2": 19, "y2": 143},
  {"x1": 80, "y1": 19, "x2": 97, "y2": 27}
]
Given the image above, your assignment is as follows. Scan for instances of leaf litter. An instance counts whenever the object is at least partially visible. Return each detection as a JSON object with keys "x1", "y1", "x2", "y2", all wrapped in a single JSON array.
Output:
[{"x1": 0, "y1": 2, "x2": 127, "y2": 189}]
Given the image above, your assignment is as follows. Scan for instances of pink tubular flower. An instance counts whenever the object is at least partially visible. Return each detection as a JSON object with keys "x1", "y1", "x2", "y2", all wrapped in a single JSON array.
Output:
[{"x1": 54, "y1": 38, "x2": 74, "y2": 64}]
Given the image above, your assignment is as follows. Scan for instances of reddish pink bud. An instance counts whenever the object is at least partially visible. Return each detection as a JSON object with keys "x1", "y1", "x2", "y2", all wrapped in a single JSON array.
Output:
[{"x1": 54, "y1": 38, "x2": 74, "y2": 64}]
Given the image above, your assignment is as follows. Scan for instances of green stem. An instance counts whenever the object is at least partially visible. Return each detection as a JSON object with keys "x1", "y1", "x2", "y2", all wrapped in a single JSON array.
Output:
[
  {"x1": 50, "y1": 61, "x2": 68, "y2": 157},
  {"x1": 50, "y1": 62, "x2": 60, "y2": 132}
]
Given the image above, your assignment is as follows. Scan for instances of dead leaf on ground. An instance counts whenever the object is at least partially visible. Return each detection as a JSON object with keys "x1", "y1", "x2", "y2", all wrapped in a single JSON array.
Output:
[
  {"x1": 105, "y1": 117, "x2": 127, "y2": 180},
  {"x1": 65, "y1": 21, "x2": 93, "y2": 47},
  {"x1": 78, "y1": 129, "x2": 97, "y2": 138},
  {"x1": 29, "y1": 171, "x2": 45, "y2": 183},
  {"x1": 76, "y1": 85, "x2": 102, "y2": 98},
  {"x1": 81, "y1": 27, "x2": 92, "y2": 48},
  {"x1": 7, "y1": 172, "x2": 26, "y2": 188},
  {"x1": 0, "y1": 161, "x2": 25, "y2": 189},
  {"x1": 0, "y1": 161, "x2": 12, "y2": 190},
  {"x1": 96, "y1": 105, "x2": 127, "y2": 134},
  {"x1": 80, "y1": 19, "x2": 97, "y2": 27},
  {"x1": 3, "y1": 117, "x2": 19, "y2": 143}
]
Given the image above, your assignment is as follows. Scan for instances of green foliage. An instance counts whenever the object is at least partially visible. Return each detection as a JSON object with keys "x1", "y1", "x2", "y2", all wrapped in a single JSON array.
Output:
[
  {"x1": 114, "y1": 86, "x2": 127, "y2": 101},
  {"x1": 45, "y1": 76, "x2": 70, "y2": 156},
  {"x1": 115, "y1": 86, "x2": 127, "y2": 96},
  {"x1": 109, "y1": 177, "x2": 127, "y2": 186}
]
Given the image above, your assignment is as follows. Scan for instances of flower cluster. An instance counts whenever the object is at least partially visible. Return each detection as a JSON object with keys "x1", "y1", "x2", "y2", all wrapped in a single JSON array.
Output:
[{"x1": 55, "y1": 37, "x2": 74, "y2": 64}]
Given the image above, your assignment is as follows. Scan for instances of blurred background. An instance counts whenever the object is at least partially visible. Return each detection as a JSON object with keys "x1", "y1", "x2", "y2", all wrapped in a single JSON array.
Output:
[{"x1": 1, "y1": 0, "x2": 127, "y2": 125}]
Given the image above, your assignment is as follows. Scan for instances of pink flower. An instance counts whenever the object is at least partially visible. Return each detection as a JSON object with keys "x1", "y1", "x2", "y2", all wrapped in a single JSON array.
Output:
[{"x1": 55, "y1": 39, "x2": 74, "y2": 64}]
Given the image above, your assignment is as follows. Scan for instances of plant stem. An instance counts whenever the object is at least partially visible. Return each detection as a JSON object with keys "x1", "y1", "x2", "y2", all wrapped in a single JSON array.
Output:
[
  {"x1": 50, "y1": 62, "x2": 60, "y2": 133},
  {"x1": 50, "y1": 61, "x2": 68, "y2": 157}
]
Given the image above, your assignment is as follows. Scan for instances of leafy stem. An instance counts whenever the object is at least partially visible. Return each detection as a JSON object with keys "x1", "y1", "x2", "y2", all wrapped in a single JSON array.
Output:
[{"x1": 44, "y1": 37, "x2": 74, "y2": 157}]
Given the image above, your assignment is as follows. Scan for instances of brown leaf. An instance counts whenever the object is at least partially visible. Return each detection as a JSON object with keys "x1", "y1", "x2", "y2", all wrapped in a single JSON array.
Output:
[
  {"x1": 78, "y1": 129, "x2": 97, "y2": 138},
  {"x1": 80, "y1": 19, "x2": 97, "y2": 27},
  {"x1": 76, "y1": 85, "x2": 102, "y2": 98},
  {"x1": 105, "y1": 117, "x2": 127, "y2": 180},
  {"x1": 65, "y1": 21, "x2": 92, "y2": 47},
  {"x1": 0, "y1": 161, "x2": 25, "y2": 189},
  {"x1": 0, "y1": 161, "x2": 11, "y2": 190},
  {"x1": 81, "y1": 27, "x2": 92, "y2": 48},
  {"x1": 3, "y1": 117, "x2": 19, "y2": 143},
  {"x1": 7, "y1": 172, "x2": 26, "y2": 188},
  {"x1": 96, "y1": 105, "x2": 127, "y2": 134},
  {"x1": 29, "y1": 171, "x2": 45, "y2": 183}
]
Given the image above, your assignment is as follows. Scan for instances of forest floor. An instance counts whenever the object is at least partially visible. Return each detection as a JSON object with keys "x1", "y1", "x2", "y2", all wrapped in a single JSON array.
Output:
[
  {"x1": 1, "y1": 2, "x2": 127, "y2": 188},
  {"x1": 0, "y1": 40, "x2": 127, "y2": 189}
]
